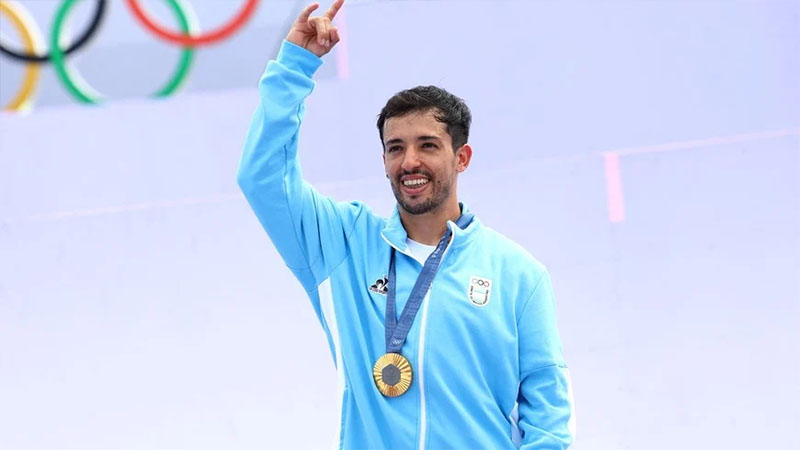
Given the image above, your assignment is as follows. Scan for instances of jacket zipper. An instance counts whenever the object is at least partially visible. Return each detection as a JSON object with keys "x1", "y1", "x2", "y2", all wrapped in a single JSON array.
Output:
[{"x1": 381, "y1": 228, "x2": 457, "y2": 450}]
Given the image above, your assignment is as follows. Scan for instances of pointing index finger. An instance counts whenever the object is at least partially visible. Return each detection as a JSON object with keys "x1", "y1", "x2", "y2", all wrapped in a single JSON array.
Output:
[{"x1": 324, "y1": 0, "x2": 345, "y2": 20}]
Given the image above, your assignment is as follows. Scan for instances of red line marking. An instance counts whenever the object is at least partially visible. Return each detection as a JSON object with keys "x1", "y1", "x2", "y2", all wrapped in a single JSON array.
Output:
[
  {"x1": 335, "y1": 7, "x2": 349, "y2": 81},
  {"x1": 601, "y1": 128, "x2": 800, "y2": 224},
  {"x1": 603, "y1": 153, "x2": 626, "y2": 223}
]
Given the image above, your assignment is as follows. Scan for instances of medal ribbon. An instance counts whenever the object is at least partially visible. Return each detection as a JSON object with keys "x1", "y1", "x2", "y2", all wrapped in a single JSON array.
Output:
[{"x1": 385, "y1": 213, "x2": 474, "y2": 354}]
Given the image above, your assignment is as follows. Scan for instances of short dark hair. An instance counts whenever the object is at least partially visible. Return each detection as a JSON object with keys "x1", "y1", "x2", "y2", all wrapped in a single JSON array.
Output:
[{"x1": 377, "y1": 85, "x2": 472, "y2": 151}]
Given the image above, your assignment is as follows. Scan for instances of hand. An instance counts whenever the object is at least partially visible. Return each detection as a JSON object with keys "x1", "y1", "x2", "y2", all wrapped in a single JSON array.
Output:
[{"x1": 286, "y1": 1, "x2": 344, "y2": 58}]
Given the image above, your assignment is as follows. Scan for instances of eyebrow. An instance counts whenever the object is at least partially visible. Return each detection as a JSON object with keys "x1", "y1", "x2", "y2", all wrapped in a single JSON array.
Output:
[{"x1": 384, "y1": 135, "x2": 443, "y2": 146}]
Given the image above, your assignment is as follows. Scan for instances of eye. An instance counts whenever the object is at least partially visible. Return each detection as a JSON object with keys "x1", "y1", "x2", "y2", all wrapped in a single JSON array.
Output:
[
  {"x1": 422, "y1": 142, "x2": 438, "y2": 149},
  {"x1": 387, "y1": 145, "x2": 402, "y2": 153}
]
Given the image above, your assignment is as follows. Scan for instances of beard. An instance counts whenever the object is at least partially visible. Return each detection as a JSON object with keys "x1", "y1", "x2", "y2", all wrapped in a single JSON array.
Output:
[{"x1": 390, "y1": 171, "x2": 452, "y2": 215}]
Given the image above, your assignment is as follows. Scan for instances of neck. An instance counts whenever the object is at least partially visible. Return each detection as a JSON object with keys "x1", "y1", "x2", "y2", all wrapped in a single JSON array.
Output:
[{"x1": 399, "y1": 198, "x2": 462, "y2": 246}]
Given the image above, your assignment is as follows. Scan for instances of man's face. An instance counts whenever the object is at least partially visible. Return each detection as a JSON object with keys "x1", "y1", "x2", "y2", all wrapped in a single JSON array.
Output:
[{"x1": 382, "y1": 109, "x2": 469, "y2": 215}]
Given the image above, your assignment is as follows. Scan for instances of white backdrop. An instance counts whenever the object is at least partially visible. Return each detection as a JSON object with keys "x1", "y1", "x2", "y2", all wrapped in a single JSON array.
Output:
[{"x1": 1, "y1": 1, "x2": 799, "y2": 449}]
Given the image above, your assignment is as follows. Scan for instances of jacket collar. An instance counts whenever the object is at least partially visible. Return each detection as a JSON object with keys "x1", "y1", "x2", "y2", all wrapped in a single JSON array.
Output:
[{"x1": 380, "y1": 202, "x2": 483, "y2": 255}]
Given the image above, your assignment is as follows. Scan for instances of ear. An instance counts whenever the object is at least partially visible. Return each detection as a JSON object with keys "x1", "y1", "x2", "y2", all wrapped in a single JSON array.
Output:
[
  {"x1": 382, "y1": 152, "x2": 387, "y2": 176},
  {"x1": 455, "y1": 143, "x2": 472, "y2": 173}
]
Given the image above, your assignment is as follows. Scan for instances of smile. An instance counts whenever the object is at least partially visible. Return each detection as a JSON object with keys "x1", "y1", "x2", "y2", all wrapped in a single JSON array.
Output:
[{"x1": 403, "y1": 178, "x2": 429, "y2": 187}]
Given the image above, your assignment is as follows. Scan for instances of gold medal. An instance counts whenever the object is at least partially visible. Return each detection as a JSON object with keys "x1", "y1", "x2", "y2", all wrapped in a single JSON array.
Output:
[{"x1": 373, "y1": 353, "x2": 413, "y2": 397}]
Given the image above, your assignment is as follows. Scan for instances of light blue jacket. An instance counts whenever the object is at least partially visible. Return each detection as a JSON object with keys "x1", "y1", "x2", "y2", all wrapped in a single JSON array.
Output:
[{"x1": 237, "y1": 40, "x2": 574, "y2": 450}]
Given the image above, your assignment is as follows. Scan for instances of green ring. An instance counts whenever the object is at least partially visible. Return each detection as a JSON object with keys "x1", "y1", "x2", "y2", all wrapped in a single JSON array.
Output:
[{"x1": 50, "y1": 0, "x2": 195, "y2": 104}]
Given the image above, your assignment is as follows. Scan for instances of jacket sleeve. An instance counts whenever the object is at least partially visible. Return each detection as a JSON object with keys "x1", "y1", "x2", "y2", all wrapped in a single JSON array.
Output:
[
  {"x1": 236, "y1": 40, "x2": 365, "y2": 293},
  {"x1": 517, "y1": 270, "x2": 575, "y2": 449}
]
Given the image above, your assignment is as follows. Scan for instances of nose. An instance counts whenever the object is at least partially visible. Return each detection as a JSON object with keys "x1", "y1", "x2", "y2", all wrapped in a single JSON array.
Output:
[{"x1": 400, "y1": 147, "x2": 421, "y2": 172}]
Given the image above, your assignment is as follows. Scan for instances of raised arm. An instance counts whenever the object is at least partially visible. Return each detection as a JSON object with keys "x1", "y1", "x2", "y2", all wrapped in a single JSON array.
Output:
[{"x1": 237, "y1": 1, "x2": 361, "y2": 292}]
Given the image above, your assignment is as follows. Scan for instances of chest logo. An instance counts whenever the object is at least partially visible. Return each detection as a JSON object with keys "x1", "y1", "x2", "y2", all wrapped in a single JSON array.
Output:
[
  {"x1": 468, "y1": 276, "x2": 492, "y2": 307},
  {"x1": 369, "y1": 275, "x2": 388, "y2": 295}
]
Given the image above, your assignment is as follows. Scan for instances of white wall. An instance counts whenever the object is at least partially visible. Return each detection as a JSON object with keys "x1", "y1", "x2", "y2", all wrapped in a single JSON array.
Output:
[{"x1": 1, "y1": 1, "x2": 798, "y2": 448}]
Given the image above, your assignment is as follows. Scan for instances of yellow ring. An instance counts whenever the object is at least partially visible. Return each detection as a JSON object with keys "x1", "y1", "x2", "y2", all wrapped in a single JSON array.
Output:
[{"x1": 0, "y1": 0, "x2": 43, "y2": 112}]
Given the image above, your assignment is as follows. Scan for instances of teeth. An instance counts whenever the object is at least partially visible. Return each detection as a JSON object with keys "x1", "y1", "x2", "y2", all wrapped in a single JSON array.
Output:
[{"x1": 403, "y1": 179, "x2": 429, "y2": 187}]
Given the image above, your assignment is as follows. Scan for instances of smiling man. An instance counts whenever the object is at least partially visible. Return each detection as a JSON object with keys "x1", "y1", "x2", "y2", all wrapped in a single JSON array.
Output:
[
  {"x1": 237, "y1": 1, "x2": 574, "y2": 448},
  {"x1": 380, "y1": 100, "x2": 471, "y2": 246}
]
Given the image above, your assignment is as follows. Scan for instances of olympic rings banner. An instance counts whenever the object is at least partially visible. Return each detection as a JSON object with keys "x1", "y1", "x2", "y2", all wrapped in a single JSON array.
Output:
[{"x1": 0, "y1": 0, "x2": 260, "y2": 112}]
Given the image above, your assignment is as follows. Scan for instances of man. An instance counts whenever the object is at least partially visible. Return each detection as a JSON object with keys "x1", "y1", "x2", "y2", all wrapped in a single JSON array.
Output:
[{"x1": 237, "y1": 1, "x2": 574, "y2": 448}]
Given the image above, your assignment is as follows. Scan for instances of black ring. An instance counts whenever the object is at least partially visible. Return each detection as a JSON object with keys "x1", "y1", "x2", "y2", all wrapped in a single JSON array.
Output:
[{"x1": 0, "y1": 0, "x2": 107, "y2": 64}]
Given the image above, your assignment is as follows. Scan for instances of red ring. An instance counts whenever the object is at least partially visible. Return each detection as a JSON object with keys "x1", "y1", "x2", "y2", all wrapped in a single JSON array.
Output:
[{"x1": 125, "y1": 0, "x2": 258, "y2": 47}]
